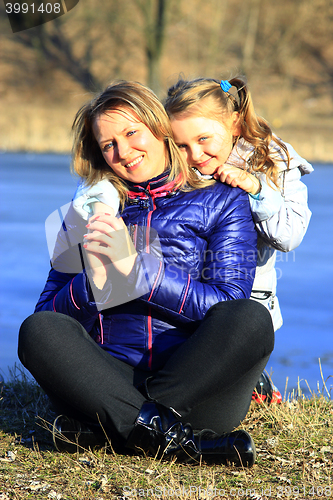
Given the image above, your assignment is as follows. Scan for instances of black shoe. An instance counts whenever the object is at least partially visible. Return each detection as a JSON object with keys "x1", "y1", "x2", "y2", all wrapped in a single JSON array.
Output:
[
  {"x1": 52, "y1": 415, "x2": 108, "y2": 453},
  {"x1": 126, "y1": 401, "x2": 198, "y2": 461},
  {"x1": 126, "y1": 401, "x2": 256, "y2": 466},
  {"x1": 195, "y1": 428, "x2": 256, "y2": 467},
  {"x1": 252, "y1": 372, "x2": 282, "y2": 404}
]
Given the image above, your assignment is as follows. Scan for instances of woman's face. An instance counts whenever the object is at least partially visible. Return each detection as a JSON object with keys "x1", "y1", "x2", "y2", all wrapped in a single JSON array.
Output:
[
  {"x1": 93, "y1": 108, "x2": 168, "y2": 183},
  {"x1": 170, "y1": 113, "x2": 240, "y2": 176}
]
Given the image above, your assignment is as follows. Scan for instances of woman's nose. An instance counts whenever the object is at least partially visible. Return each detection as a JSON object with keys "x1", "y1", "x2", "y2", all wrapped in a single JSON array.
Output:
[{"x1": 117, "y1": 139, "x2": 131, "y2": 160}]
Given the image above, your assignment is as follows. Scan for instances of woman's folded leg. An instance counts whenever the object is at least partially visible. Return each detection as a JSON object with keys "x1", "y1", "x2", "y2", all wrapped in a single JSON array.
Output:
[
  {"x1": 146, "y1": 299, "x2": 275, "y2": 433},
  {"x1": 18, "y1": 311, "x2": 146, "y2": 441}
]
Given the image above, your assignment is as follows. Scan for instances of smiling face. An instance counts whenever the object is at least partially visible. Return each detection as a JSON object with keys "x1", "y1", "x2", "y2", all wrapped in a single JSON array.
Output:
[
  {"x1": 170, "y1": 112, "x2": 240, "y2": 176},
  {"x1": 93, "y1": 108, "x2": 168, "y2": 183}
]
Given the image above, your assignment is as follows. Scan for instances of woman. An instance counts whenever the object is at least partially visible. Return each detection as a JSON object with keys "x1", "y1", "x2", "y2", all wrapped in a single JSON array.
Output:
[{"x1": 18, "y1": 81, "x2": 274, "y2": 466}]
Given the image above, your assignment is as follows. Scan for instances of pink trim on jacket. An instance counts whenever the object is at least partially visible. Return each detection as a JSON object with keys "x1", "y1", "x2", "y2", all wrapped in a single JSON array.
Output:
[
  {"x1": 148, "y1": 306, "x2": 153, "y2": 369},
  {"x1": 147, "y1": 261, "x2": 163, "y2": 302},
  {"x1": 99, "y1": 314, "x2": 104, "y2": 345},
  {"x1": 70, "y1": 278, "x2": 80, "y2": 310},
  {"x1": 179, "y1": 274, "x2": 191, "y2": 314}
]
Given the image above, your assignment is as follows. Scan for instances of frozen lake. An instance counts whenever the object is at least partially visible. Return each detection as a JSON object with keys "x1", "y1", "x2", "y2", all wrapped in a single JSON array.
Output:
[{"x1": 0, "y1": 153, "x2": 332, "y2": 397}]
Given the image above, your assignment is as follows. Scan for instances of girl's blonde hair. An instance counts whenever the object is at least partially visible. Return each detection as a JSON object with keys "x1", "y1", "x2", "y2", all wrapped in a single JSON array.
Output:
[
  {"x1": 72, "y1": 80, "x2": 209, "y2": 206},
  {"x1": 164, "y1": 76, "x2": 289, "y2": 188}
]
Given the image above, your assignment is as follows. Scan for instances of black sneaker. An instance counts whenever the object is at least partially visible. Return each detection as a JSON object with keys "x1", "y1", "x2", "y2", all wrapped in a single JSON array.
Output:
[
  {"x1": 252, "y1": 372, "x2": 282, "y2": 404},
  {"x1": 52, "y1": 415, "x2": 108, "y2": 453}
]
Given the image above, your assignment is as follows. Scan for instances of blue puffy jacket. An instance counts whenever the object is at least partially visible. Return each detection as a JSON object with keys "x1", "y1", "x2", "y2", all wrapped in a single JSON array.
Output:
[{"x1": 35, "y1": 172, "x2": 257, "y2": 371}]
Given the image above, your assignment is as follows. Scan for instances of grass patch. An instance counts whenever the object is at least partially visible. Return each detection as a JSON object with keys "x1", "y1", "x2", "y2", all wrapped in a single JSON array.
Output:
[{"x1": 0, "y1": 366, "x2": 332, "y2": 499}]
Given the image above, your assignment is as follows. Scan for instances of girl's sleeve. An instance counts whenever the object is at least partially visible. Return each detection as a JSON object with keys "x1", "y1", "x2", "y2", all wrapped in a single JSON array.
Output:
[
  {"x1": 250, "y1": 144, "x2": 313, "y2": 252},
  {"x1": 248, "y1": 175, "x2": 284, "y2": 222},
  {"x1": 72, "y1": 178, "x2": 120, "y2": 220}
]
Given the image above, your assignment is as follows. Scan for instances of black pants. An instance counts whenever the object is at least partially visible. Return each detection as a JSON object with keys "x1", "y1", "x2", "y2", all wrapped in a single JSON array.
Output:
[{"x1": 18, "y1": 300, "x2": 274, "y2": 445}]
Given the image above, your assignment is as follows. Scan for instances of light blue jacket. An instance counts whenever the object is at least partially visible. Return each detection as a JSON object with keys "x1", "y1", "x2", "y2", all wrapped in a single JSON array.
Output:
[{"x1": 232, "y1": 139, "x2": 313, "y2": 330}]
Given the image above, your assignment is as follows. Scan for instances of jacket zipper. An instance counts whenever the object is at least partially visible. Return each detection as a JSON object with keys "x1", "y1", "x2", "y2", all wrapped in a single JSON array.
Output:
[{"x1": 146, "y1": 195, "x2": 157, "y2": 369}]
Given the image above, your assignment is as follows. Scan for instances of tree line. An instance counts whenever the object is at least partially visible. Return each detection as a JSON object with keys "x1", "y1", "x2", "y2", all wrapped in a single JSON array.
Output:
[{"x1": 1, "y1": 0, "x2": 333, "y2": 100}]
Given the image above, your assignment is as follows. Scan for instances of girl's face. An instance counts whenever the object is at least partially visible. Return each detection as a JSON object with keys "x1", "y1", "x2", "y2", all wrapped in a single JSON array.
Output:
[
  {"x1": 170, "y1": 112, "x2": 240, "y2": 176},
  {"x1": 93, "y1": 108, "x2": 168, "y2": 183}
]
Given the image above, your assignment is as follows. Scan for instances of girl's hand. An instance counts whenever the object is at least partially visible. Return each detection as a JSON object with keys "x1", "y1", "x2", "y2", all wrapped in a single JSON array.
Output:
[
  {"x1": 214, "y1": 164, "x2": 261, "y2": 195},
  {"x1": 83, "y1": 209, "x2": 137, "y2": 289}
]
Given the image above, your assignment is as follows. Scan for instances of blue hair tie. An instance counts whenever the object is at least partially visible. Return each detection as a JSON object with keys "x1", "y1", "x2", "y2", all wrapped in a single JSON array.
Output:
[{"x1": 220, "y1": 80, "x2": 232, "y2": 93}]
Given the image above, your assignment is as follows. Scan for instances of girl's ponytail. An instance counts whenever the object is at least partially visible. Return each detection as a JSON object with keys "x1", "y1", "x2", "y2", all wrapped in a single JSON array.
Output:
[{"x1": 229, "y1": 77, "x2": 289, "y2": 187}]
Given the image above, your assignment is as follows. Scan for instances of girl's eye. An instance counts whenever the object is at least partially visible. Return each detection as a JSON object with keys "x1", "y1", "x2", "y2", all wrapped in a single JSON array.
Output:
[
  {"x1": 177, "y1": 144, "x2": 187, "y2": 150},
  {"x1": 199, "y1": 136, "x2": 208, "y2": 143},
  {"x1": 127, "y1": 130, "x2": 137, "y2": 137}
]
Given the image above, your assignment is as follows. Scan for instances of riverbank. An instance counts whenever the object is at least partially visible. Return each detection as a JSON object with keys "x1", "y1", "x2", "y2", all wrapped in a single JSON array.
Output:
[
  {"x1": 0, "y1": 368, "x2": 332, "y2": 499},
  {"x1": 1, "y1": 89, "x2": 333, "y2": 164}
]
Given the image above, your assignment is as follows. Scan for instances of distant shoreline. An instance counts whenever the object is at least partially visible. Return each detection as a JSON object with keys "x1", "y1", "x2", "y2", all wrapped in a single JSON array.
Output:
[{"x1": 1, "y1": 146, "x2": 332, "y2": 165}]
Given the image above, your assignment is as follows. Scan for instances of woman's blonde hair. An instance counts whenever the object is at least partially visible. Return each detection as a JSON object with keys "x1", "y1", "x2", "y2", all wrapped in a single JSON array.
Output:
[
  {"x1": 164, "y1": 76, "x2": 290, "y2": 188},
  {"x1": 72, "y1": 80, "x2": 209, "y2": 206}
]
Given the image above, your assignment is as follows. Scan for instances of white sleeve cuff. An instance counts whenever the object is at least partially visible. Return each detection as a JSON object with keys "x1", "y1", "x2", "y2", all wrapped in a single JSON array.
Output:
[
  {"x1": 72, "y1": 179, "x2": 120, "y2": 220},
  {"x1": 249, "y1": 176, "x2": 283, "y2": 222}
]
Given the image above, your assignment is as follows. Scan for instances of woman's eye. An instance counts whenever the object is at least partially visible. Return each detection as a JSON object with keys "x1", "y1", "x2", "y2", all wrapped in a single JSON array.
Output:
[
  {"x1": 177, "y1": 144, "x2": 187, "y2": 150},
  {"x1": 103, "y1": 142, "x2": 114, "y2": 152},
  {"x1": 199, "y1": 136, "x2": 208, "y2": 143},
  {"x1": 127, "y1": 130, "x2": 137, "y2": 137}
]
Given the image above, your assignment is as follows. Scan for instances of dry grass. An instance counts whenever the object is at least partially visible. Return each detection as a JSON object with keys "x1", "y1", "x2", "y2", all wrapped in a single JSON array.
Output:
[{"x1": 0, "y1": 366, "x2": 332, "y2": 499}]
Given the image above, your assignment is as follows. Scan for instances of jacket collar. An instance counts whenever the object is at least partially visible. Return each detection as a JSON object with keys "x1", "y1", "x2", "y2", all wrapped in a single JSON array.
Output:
[{"x1": 126, "y1": 170, "x2": 181, "y2": 200}]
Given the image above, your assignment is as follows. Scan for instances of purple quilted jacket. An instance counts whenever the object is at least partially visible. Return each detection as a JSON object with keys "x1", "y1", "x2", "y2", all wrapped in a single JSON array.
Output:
[{"x1": 35, "y1": 172, "x2": 257, "y2": 371}]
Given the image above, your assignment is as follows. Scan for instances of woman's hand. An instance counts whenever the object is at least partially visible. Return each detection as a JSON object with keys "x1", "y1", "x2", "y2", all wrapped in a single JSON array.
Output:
[
  {"x1": 83, "y1": 206, "x2": 137, "y2": 290},
  {"x1": 82, "y1": 204, "x2": 113, "y2": 290},
  {"x1": 214, "y1": 164, "x2": 261, "y2": 195}
]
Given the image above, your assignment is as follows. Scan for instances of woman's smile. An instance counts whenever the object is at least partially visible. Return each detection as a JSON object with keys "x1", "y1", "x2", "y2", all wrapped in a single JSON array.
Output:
[{"x1": 124, "y1": 155, "x2": 144, "y2": 170}]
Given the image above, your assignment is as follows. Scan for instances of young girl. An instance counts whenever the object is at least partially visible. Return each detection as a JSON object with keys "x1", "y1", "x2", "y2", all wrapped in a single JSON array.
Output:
[
  {"x1": 164, "y1": 76, "x2": 313, "y2": 402},
  {"x1": 163, "y1": 76, "x2": 313, "y2": 332}
]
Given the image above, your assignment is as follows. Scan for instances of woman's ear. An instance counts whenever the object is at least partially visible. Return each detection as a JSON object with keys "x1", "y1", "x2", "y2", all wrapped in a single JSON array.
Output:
[{"x1": 231, "y1": 112, "x2": 241, "y2": 136}]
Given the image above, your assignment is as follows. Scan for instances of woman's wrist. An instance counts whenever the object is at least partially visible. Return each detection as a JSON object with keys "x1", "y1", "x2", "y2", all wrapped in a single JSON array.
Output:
[{"x1": 87, "y1": 269, "x2": 107, "y2": 290}]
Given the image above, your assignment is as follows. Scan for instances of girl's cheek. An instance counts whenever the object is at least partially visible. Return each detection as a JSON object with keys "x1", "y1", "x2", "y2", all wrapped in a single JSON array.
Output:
[{"x1": 216, "y1": 140, "x2": 233, "y2": 163}]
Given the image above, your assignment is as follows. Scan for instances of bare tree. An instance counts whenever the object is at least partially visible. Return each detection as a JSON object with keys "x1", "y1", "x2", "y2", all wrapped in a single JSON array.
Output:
[
  {"x1": 242, "y1": 0, "x2": 261, "y2": 76},
  {"x1": 133, "y1": 0, "x2": 169, "y2": 94},
  {"x1": 1, "y1": 0, "x2": 139, "y2": 92},
  {"x1": 14, "y1": 20, "x2": 100, "y2": 91},
  {"x1": 2, "y1": 0, "x2": 333, "y2": 101}
]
